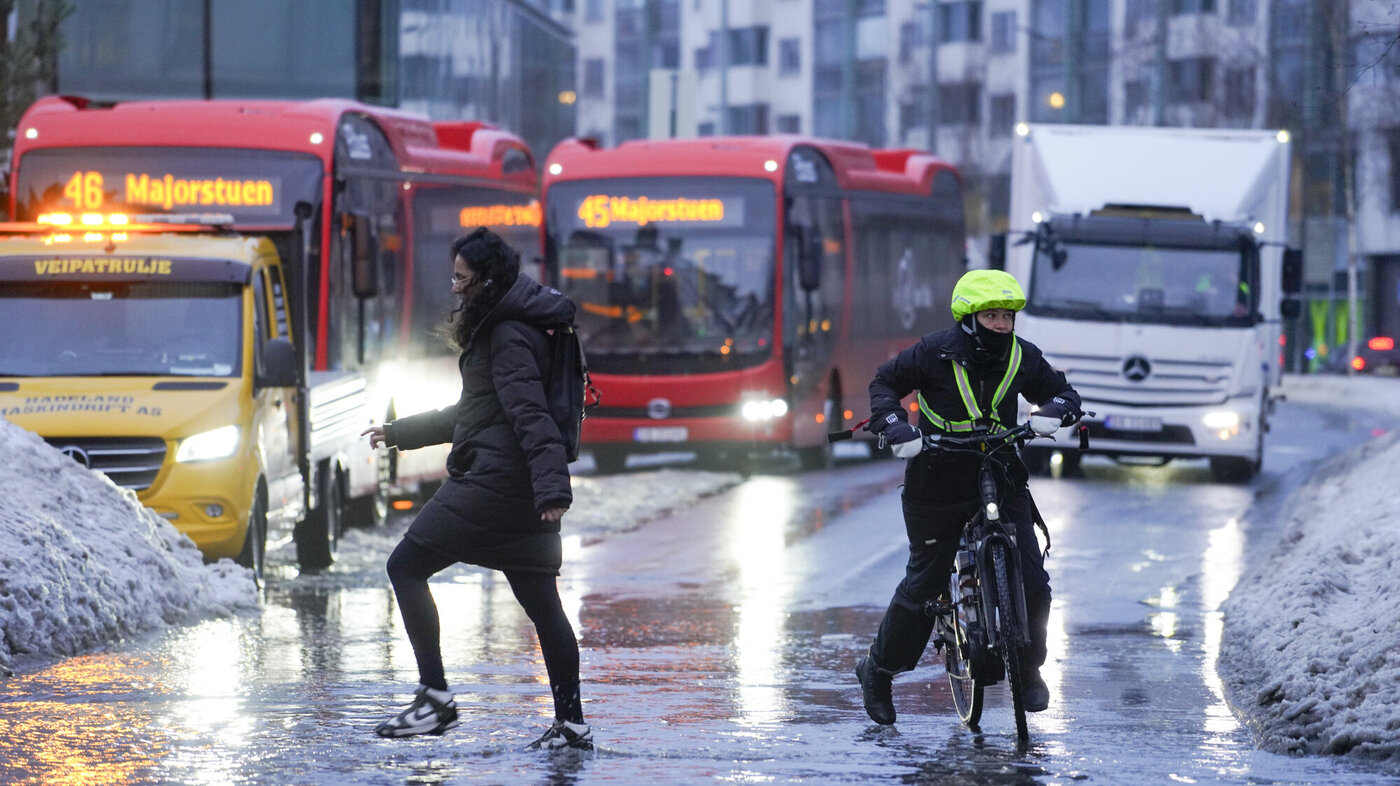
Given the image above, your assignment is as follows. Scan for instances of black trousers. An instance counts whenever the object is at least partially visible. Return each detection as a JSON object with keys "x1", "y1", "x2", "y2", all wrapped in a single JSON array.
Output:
[
  {"x1": 869, "y1": 489, "x2": 1052, "y2": 674},
  {"x1": 386, "y1": 536, "x2": 583, "y2": 723}
]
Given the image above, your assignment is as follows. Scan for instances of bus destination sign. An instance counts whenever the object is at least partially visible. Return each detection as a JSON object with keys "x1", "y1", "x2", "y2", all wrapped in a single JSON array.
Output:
[{"x1": 575, "y1": 194, "x2": 743, "y2": 229}]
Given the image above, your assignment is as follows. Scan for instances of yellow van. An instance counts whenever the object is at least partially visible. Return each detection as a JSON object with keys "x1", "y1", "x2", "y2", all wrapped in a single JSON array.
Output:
[{"x1": 0, "y1": 216, "x2": 374, "y2": 580}]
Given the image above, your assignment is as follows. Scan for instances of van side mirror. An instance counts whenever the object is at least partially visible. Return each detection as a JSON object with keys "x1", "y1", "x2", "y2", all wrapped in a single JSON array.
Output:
[
  {"x1": 988, "y1": 233, "x2": 1007, "y2": 270},
  {"x1": 257, "y1": 337, "x2": 298, "y2": 389},
  {"x1": 347, "y1": 211, "x2": 380, "y2": 298},
  {"x1": 1281, "y1": 247, "x2": 1303, "y2": 295},
  {"x1": 1280, "y1": 298, "x2": 1302, "y2": 320}
]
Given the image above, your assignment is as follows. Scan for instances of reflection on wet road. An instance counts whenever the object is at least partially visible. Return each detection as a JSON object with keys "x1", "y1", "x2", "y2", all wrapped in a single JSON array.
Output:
[{"x1": 2, "y1": 400, "x2": 1399, "y2": 784}]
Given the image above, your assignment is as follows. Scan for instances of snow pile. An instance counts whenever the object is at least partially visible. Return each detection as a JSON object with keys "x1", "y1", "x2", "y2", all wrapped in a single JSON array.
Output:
[
  {"x1": 567, "y1": 467, "x2": 743, "y2": 542},
  {"x1": 0, "y1": 419, "x2": 258, "y2": 675},
  {"x1": 1221, "y1": 374, "x2": 1400, "y2": 764}
]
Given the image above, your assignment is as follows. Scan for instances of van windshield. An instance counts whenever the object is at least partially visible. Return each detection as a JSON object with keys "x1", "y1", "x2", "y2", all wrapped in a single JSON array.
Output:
[{"x1": 0, "y1": 281, "x2": 243, "y2": 377}]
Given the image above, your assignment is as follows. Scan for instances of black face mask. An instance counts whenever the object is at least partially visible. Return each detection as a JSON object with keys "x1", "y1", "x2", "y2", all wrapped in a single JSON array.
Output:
[{"x1": 962, "y1": 315, "x2": 1014, "y2": 360}]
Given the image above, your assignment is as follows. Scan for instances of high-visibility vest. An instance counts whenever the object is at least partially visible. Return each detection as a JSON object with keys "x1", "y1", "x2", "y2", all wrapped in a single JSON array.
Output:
[{"x1": 916, "y1": 339, "x2": 1022, "y2": 433}]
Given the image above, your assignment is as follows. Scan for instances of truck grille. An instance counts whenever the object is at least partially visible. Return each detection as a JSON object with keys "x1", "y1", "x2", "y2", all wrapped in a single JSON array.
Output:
[
  {"x1": 44, "y1": 437, "x2": 166, "y2": 491},
  {"x1": 1048, "y1": 352, "x2": 1232, "y2": 408}
]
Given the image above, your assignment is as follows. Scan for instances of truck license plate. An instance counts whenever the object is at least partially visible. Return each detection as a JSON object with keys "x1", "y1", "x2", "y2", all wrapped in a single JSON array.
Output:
[
  {"x1": 1105, "y1": 415, "x2": 1163, "y2": 432},
  {"x1": 634, "y1": 426, "x2": 688, "y2": 442}
]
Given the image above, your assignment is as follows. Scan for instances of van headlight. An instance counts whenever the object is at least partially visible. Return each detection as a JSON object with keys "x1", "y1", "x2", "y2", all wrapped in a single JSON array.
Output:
[
  {"x1": 741, "y1": 397, "x2": 789, "y2": 422},
  {"x1": 176, "y1": 426, "x2": 241, "y2": 463}
]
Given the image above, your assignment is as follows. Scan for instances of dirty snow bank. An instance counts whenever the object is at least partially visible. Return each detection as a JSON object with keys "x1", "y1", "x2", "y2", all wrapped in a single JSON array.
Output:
[
  {"x1": 0, "y1": 419, "x2": 258, "y2": 675},
  {"x1": 1221, "y1": 373, "x2": 1400, "y2": 765}
]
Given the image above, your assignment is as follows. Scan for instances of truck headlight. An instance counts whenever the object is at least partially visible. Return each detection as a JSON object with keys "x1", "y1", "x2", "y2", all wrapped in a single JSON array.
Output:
[
  {"x1": 176, "y1": 426, "x2": 240, "y2": 463},
  {"x1": 1202, "y1": 411, "x2": 1241, "y2": 439}
]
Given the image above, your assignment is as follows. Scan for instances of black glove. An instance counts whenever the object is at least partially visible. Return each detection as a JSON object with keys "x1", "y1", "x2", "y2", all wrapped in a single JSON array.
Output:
[
  {"x1": 1035, "y1": 396, "x2": 1082, "y2": 426},
  {"x1": 880, "y1": 418, "x2": 921, "y2": 447}
]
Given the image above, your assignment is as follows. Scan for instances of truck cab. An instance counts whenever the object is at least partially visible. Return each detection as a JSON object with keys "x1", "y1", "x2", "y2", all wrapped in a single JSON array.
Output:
[{"x1": 0, "y1": 214, "x2": 365, "y2": 578}]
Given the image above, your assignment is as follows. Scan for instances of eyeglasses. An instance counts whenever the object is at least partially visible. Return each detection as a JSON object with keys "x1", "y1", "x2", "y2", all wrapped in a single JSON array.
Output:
[{"x1": 450, "y1": 274, "x2": 475, "y2": 288}]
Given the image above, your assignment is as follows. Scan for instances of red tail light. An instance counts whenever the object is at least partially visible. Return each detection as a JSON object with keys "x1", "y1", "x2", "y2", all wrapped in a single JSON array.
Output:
[
  {"x1": 1352, "y1": 356, "x2": 1366, "y2": 371},
  {"x1": 1368, "y1": 336, "x2": 1394, "y2": 351}
]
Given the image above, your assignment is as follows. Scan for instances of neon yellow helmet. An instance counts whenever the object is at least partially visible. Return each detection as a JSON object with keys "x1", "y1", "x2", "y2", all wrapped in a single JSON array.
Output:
[{"x1": 950, "y1": 269, "x2": 1026, "y2": 321}]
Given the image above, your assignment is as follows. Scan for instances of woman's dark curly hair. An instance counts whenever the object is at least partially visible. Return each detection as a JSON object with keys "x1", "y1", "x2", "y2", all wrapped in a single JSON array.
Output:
[{"x1": 444, "y1": 227, "x2": 521, "y2": 348}]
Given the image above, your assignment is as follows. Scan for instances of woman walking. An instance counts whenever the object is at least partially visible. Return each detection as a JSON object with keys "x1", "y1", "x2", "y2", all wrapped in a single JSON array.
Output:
[{"x1": 362, "y1": 227, "x2": 590, "y2": 750}]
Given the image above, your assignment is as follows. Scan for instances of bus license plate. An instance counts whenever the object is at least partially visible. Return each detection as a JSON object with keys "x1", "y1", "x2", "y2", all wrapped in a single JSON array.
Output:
[
  {"x1": 1105, "y1": 415, "x2": 1163, "y2": 432},
  {"x1": 634, "y1": 426, "x2": 688, "y2": 442}
]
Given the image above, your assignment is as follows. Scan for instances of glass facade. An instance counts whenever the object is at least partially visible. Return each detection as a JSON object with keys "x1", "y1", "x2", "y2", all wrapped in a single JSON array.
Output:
[{"x1": 53, "y1": 0, "x2": 576, "y2": 161}]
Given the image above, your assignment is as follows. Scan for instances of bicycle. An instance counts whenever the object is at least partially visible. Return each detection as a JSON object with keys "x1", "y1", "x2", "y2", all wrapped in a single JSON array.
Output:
[{"x1": 835, "y1": 415, "x2": 1090, "y2": 741}]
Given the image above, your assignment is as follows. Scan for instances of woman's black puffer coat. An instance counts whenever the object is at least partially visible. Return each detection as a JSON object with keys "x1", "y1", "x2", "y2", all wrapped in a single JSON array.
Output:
[{"x1": 382, "y1": 274, "x2": 576, "y2": 574}]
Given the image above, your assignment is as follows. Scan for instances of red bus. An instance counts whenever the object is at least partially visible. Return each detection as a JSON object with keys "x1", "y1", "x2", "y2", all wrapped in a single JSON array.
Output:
[
  {"x1": 541, "y1": 136, "x2": 966, "y2": 471},
  {"x1": 10, "y1": 96, "x2": 541, "y2": 520}
]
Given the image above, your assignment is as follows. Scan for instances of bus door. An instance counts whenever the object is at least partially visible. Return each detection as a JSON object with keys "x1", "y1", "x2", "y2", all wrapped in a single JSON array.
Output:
[
  {"x1": 782, "y1": 147, "x2": 846, "y2": 414},
  {"x1": 331, "y1": 113, "x2": 405, "y2": 372}
]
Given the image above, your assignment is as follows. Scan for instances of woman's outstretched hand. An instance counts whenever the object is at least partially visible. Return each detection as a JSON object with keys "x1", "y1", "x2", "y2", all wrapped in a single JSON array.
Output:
[{"x1": 361, "y1": 425, "x2": 387, "y2": 449}]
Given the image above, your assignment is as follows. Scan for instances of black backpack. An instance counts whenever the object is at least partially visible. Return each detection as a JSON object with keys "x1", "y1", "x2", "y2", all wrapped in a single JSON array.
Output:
[{"x1": 543, "y1": 323, "x2": 600, "y2": 463}]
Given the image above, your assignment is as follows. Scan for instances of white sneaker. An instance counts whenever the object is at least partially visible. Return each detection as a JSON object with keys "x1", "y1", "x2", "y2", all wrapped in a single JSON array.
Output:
[
  {"x1": 526, "y1": 719, "x2": 593, "y2": 751},
  {"x1": 375, "y1": 685, "x2": 459, "y2": 738}
]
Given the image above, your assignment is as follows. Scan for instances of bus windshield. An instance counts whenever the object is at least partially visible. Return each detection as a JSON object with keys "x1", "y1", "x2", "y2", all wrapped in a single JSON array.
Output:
[
  {"x1": 1028, "y1": 242, "x2": 1255, "y2": 327},
  {"x1": 546, "y1": 177, "x2": 776, "y2": 363},
  {"x1": 12, "y1": 148, "x2": 324, "y2": 226},
  {"x1": 0, "y1": 281, "x2": 243, "y2": 377}
]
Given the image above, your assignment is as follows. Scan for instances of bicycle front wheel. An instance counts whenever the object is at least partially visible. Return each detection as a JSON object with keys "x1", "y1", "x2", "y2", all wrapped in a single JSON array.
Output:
[{"x1": 991, "y1": 541, "x2": 1029, "y2": 742}]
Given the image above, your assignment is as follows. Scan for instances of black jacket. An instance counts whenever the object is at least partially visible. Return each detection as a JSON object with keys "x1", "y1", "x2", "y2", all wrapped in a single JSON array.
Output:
[
  {"x1": 870, "y1": 325, "x2": 1079, "y2": 506},
  {"x1": 381, "y1": 275, "x2": 575, "y2": 573}
]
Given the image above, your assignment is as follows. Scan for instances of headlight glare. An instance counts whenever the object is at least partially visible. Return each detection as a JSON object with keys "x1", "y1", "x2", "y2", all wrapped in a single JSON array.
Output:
[{"x1": 176, "y1": 425, "x2": 240, "y2": 463}]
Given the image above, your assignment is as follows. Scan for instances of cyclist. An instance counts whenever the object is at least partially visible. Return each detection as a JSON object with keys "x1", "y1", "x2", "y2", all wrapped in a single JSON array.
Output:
[{"x1": 855, "y1": 269, "x2": 1082, "y2": 724}]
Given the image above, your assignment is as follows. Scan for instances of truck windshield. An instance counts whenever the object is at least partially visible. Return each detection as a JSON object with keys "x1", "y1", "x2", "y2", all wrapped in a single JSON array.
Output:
[
  {"x1": 1028, "y1": 242, "x2": 1255, "y2": 327},
  {"x1": 0, "y1": 281, "x2": 243, "y2": 377},
  {"x1": 545, "y1": 177, "x2": 776, "y2": 372}
]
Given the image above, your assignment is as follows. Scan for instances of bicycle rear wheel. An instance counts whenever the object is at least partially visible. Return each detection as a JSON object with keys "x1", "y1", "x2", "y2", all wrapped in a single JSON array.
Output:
[
  {"x1": 991, "y1": 541, "x2": 1029, "y2": 742},
  {"x1": 944, "y1": 580, "x2": 984, "y2": 728}
]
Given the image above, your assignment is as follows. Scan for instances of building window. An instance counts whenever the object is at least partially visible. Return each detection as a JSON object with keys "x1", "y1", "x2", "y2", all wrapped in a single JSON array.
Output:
[
  {"x1": 779, "y1": 37, "x2": 801, "y2": 75},
  {"x1": 695, "y1": 44, "x2": 711, "y2": 71},
  {"x1": 1168, "y1": 57, "x2": 1214, "y2": 102},
  {"x1": 776, "y1": 114, "x2": 801, "y2": 133},
  {"x1": 898, "y1": 21, "x2": 921, "y2": 64},
  {"x1": 938, "y1": 81, "x2": 981, "y2": 124},
  {"x1": 1170, "y1": 0, "x2": 1215, "y2": 13},
  {"x1": 1124, "y1": 79, "x2": 1148, "y2": 120},
  {"x1": 728, "y1": 26, "x2": 769, "y2": 67},
  {"x1": 584, "y1": 0, "x2": 603, "y2": 22},
  {"x1": 1226, "y1": 0, "x2": 1255, "y2": 25},
  {"x1": 727, "y1": 103, "x2": 769, "y2": 134},
  {"x1": 698, "y1": 121, "x2": 715, "y2": 136},
  {"x1": 1389, "y1": 130, "x2": 1400, "y2": 212},
  {"x1": 1224, "y1": 67, "x2": 1254, "y2": 117},
  {"x1": 582, "y1": 58, "x2": 605, "y2": 99},
  {"x1": 940, "y1": 1, "x2": 982, "y2": 43},
  {"x1": 989, "y1": 92, "x2": 1015, "y2": 136},
  {"x1": 990, "y1": 11, "x2": 1016, "y2": 54}
]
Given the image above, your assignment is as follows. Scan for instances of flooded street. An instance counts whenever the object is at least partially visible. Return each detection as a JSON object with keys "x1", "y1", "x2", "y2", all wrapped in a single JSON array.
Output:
[{"x1": 3, "y1": 394, "x2": 1400, "y2": 784}]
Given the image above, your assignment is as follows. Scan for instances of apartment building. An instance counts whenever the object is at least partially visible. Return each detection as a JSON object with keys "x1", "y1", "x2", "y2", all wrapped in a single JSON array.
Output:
[{"x1": 572, "y1": 0, "x2": 1400, "y2": 368}]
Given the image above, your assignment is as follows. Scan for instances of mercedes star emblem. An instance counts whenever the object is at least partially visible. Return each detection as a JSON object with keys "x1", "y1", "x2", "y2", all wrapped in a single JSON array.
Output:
[{"x1": 1122, "y1": 355, "x2": 1152, "y2": 382}]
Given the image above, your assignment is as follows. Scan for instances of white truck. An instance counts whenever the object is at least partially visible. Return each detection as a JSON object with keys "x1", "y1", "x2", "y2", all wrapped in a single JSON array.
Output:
[{"x1": 1002, "y1": 124, "x2": 1302, "y2": 482}]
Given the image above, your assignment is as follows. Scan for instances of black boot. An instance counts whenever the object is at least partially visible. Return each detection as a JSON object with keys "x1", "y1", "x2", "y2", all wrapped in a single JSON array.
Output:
[
  {"x1": 855, "y1": 653, "x2": 897, "y2": 725},
  {"x1": 1021, "y1": 666, "x2": 1049, "y2": 712}
]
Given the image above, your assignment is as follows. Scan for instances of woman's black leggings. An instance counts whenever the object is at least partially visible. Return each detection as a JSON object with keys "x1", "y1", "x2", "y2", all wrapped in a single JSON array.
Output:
[{"x1": 386, "y1": 536, "x2": 583, "y2": 723}]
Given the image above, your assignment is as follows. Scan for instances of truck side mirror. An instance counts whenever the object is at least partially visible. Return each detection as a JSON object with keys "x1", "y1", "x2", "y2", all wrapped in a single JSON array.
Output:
[
  {"x1": 257, "y1": 337, "x2": 299, "y2": 389},
  {"x1": 348, "y1": 211, "x2": 380, "y2": 298},
  {"x1": 1280, "y1": 298, "x2": 1302, "y2": 320},
  {"x1": 1281, "y1": 247, "x2": 1303, "y2": 295},
  {"x1": 988, "y1": 234, "x2": 1007, "y2": 270}
]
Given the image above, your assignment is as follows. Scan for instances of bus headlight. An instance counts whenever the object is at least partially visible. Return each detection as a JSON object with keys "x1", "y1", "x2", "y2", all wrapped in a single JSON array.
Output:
[
  {"x1": 741, "y1": 397, "x2": 789, "y2": 422},
  {"x1": 176, "y1": 426, "x2": 240, "y2": 463}
]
